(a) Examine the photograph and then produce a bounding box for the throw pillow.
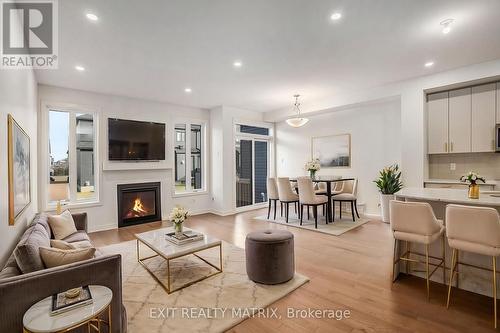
[50,239,76,250]
[39,247,96,268]
[48,210,77,240]
[14,223,51,273]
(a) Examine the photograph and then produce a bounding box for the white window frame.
[172,119,207,196]
[233,119,274,211]
[40,101,101,211]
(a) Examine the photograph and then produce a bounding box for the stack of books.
[51,286,93,315]
[165,230,204,245]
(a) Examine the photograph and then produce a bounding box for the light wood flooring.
[89,208,497,333]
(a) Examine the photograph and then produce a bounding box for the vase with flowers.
[305,158,320,179]
[169,205,189,236]
[460,171,485,199]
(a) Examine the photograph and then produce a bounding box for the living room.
[2,1,500,332]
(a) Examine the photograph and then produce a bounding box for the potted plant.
[374,164,403,223]
[460,171,485,199]
[169,205,189,235]
[305,158,320,179]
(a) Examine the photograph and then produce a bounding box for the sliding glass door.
[235,138,269,208]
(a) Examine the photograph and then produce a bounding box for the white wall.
[276,100,401,215]
[38,85,213,232]
[0,69,38,265]
[265,59,500,190]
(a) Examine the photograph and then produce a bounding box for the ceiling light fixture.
[440,19,454,34]
[184,87,192,93]
[425,61,434,68]
[286,94,309,128]
[86,13,98,21]
[233,61,242,68]
[330,12,342,20]
[75,65,85,71]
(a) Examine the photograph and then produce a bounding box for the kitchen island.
[394,187,500,297]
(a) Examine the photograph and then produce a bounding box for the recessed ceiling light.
[86,13,98,21]
[184,87,192,93]
[425,61,434,68]
[233,61,242,68]
[75,65,85,72]
[330,12,342,20]
[440,19,454,34]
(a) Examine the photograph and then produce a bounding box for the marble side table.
[23,285,112,333]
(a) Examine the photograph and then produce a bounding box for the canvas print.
[8,114,31,225]
[311,134,351,168]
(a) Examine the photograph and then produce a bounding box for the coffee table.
[135,227,222,293]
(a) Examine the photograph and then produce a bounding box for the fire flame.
[132,198,147,214]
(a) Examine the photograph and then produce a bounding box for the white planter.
[379,193,394,223]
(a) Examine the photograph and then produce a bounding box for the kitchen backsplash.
[428,153,500,180]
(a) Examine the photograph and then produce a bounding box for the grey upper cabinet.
[449,87,471,153]
[471,83,496,152]
[427,91,449,154]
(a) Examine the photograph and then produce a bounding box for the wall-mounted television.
[108,118,166,161]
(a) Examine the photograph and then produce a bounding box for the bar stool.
[266,178,279,220]
[445,204,500,328]
[390,200,446,300]
[277,177,299,223]
[297,177,328,229]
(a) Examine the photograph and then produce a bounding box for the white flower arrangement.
[305,158,321,172]
[169,205,189,226]
[460,171,485,185]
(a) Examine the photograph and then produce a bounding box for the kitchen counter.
[397,187,500,206]
[425,178,498,186]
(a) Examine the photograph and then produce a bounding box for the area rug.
[101,240,309,333]
[254,214,371,236]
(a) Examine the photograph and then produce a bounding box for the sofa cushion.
[62,231,91,243]
[0,255,21,279]
[14,223,50,273]
[39,247,96,268]
[31,213,51,238]
[48,210,78,240]
[51,239,93,250]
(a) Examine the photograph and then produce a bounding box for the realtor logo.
[1,0,58,68]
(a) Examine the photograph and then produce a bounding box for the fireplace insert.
[117,182,161,227]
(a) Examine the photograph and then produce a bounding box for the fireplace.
[117,182,161,227]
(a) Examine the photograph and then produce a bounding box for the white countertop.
[396,187,500,206]
[425,179,498,186]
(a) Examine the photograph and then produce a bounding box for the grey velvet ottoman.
[245,230,295,284]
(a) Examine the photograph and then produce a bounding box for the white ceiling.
[36,0,500,112]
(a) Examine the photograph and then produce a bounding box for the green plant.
[374,164,403,194]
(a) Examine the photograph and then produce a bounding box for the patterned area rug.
[101,240,308,333]
[254,214,371,236]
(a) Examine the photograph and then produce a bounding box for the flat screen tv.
[108,118,166,161]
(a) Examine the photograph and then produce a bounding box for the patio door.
[235,139,269,208]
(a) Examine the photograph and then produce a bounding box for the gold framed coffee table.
[135,227,222,293]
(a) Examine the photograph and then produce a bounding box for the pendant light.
[286,94,309,127]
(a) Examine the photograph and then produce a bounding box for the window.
[47,109,98,206]
[174,122,205,194]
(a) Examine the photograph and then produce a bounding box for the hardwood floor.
[89,209,497,333]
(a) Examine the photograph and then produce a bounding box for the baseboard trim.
[88,223,116,233]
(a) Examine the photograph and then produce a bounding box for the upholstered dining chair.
[445,204,500,328]
[390,200,446,300]
[266,178,279,220]
[332,179,359,221]
[277,177,299,223]
[297,177,328,229]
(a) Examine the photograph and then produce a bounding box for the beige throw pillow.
[40,247,96,268]
[48,210,77,240]
[50,239,76,250]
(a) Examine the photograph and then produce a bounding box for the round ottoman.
[245,230,294,284]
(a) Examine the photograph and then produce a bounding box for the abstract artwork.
[8,114,31,225]
[311,134,351,168]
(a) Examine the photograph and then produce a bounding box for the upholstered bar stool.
[266,178,279,220]
[445,204,500,328]
[297,177,328,229]
[277,177,299,223]
[390,200,446,300]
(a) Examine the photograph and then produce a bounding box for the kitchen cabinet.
[448,87,471,153]
[427,92,449,154]
[472,83,496,152]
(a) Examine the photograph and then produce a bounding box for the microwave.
[497,124,500,152]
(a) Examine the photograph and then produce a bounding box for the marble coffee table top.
[23,285,112,333]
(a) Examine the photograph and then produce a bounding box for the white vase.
[379,193,394,223]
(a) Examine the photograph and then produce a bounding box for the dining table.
[289,177,354,223]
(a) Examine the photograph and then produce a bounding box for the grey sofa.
[0,212,127,333]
